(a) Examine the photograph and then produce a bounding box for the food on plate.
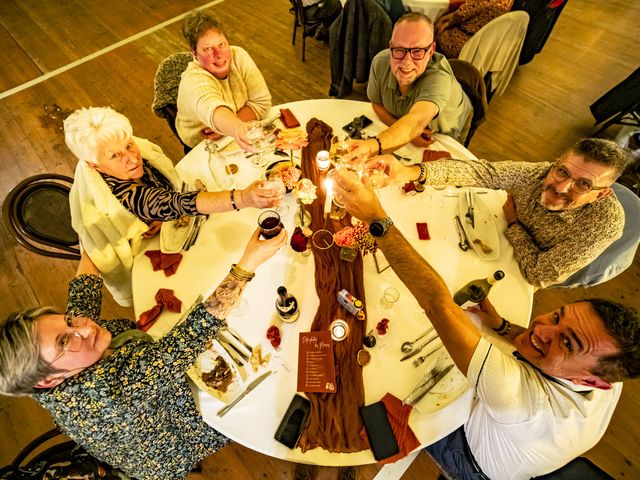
[173,216,191,229]
[201,356,234,393]
[249,344,272,372]
[472,238,493,254]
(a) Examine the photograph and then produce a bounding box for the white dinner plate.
[413,352,468,415]
[160,216,195,254]
[459,189,500,261]
[188,341,245,404]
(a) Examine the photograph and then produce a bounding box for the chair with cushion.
[554,182,640,288]
[2,173,80,260]
[0,427,131,479]
[448,59,488,147]
[151,51,193,153]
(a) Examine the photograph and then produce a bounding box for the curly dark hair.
[569,138,632,180]
[586,298,640,383]
[182,9,224,51]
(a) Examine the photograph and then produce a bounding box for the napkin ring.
[230,263,255,281]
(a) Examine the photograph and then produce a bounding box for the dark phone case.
[342,115,374,136]
[274,394,311,449]
[359,401,400,461]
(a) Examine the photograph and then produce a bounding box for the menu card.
[297,331,337,393]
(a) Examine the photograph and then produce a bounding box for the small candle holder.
[316,150,331,171]
[330,319,350,342]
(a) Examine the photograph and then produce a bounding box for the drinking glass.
[330,134,351,164]
[262,170,289,214]
[258,210,283,239]
[230,298,249,317]
[207,141,235,190]
[246,121,275,167]
[380,287,400,309]
[363,157,391,189]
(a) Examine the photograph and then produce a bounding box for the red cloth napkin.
[416,222,430,240]
[423,150,452,162]
[359,393,421,464]
[137,288,182,332]
[280,108,300,128]
[145,250,183,276]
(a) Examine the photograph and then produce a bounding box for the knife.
[402,364,454,406]
[217,370,272,417]
[400,334,440,361]
[223,326,254,353]
[465,190,475,228]
[217,336,250,363]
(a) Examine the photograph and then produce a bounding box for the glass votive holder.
[316,150,331,171]
[330,319,350,342]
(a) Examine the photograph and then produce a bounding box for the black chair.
[291,0,324,62]
[2,173,80,260]
[151,51,193,153]
[590,67,640,136]
[0,427,131,479]
[449,59,488,147]
[534,457,614,479]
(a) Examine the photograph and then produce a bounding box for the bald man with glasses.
[349,12,472,157]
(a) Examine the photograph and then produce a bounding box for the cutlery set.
[402,364,454,406]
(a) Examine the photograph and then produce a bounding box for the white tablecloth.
[132,99,533,466]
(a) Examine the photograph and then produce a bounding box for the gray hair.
[568,138,632,180]
[0,307,61,396]
[395,11,435,28]
[63,106,133,165]
[182,9,225,51]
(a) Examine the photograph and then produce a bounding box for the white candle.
[316,150,330,170]
[323,179,333,215]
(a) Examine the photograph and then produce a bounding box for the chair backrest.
[534,456,614,480]
[555,182,640,288]
[459,10,529,97]
[0,427,131,479]
[2,173,80,260]
[448,59,488,147]
[151,52,193,144]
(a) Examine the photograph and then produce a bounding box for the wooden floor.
[0,0,639,478]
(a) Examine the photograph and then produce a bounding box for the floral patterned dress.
[34,274,230,480]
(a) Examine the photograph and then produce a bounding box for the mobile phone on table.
[274,394,311,449]
[359,401,399,460]
[342,115,373,138]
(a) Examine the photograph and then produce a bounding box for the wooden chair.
[151,51,193,153]
[0,427,131,479]
[291,0,323,62]
[2,173,80,260]
[449,59,488,148]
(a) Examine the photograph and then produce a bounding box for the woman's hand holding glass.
[236,227,288,273]
[241,180,283,209]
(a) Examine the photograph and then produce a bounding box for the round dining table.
[132,99,533,466]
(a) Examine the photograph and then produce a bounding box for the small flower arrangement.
[292,178,317,204]
[290,226,312,253]
[334,226,356,247]
[279,165,301,190]
[275,127,309,152]
[376,318,390,335]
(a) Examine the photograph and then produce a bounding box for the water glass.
[380,287,400,309]
[262,170,289,214]
[363,158,391,189]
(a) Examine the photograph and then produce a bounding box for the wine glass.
[262,170,289,215]
[363,157,391,189]
[246,121,275,168]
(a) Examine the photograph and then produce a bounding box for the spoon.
[400,327,434,353]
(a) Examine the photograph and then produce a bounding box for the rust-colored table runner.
[297,118,369,453]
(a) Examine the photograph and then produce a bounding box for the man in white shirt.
[332,170,640,480]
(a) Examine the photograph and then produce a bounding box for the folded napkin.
[137,288,182,332]
[280,108,300,128]
[423,149,452,162]
[145,250,183,276]
[360,393,421,464]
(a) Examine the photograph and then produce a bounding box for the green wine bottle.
[453,270,505,306]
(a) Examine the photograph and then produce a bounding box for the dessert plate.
[160,216,195,254]
[189,341,245,404]
[459,189,500,261]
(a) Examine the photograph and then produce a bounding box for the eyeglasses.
[51,315,86,363]
[389,43,434,61]
[550,164,609,194]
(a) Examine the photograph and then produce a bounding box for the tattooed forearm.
[202,273,248,319]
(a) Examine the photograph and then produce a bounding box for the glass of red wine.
[258,210,283,239]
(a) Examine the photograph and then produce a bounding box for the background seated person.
[435,0,513,59]
[349,12,472,157]
[176,9,271,150]
[366,138,630,288]
[65,107,281,306]
[0,230,286,480]
[332,169,640,479]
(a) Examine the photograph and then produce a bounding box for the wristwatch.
[369,217,393,238]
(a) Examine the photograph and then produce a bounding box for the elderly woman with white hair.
[65,106,281,306]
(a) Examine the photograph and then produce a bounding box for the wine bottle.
[453,270,505,306]
[276,286,300,323]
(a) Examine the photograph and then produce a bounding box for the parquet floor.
[0,0,638,478]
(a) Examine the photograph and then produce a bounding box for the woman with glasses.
[0,229,287,480]
[348,12,473,158]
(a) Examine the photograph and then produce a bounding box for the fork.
[412,343,444,367]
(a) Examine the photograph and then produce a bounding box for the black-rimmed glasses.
[550,164,609,194]
[51,315,86,363]
[389,43,434,61]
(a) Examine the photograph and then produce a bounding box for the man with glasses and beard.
[349,12,472,156]
[361,138,631,288]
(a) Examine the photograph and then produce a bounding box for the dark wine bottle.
[453,270,505,306]
[276,286,300,323]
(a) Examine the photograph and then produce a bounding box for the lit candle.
[316,150,330,171]
[323,178,333,215]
